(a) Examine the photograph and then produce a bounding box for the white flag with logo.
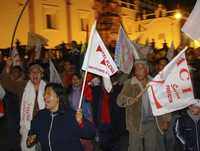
[49,59,63,86]
[182,0,200,41]
[148,47,195,116]
[82,24,118,78]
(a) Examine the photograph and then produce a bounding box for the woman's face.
[72,75,82,87]
[29,68,42,85]
[44,87,59,112]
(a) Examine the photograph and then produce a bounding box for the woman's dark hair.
[45,83,68,109]
[66,72,82,94]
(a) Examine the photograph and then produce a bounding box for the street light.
[174,11,182,20]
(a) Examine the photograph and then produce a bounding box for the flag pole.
[78,70,88,109]
[78,22,96,109]
[10,0,30,55]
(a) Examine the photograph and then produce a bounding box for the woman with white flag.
[20,63,46,151]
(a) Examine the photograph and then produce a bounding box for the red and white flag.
[82,23,118,92]
[182,0,200,41]
[148,47,195,116]
[82,24,118,78]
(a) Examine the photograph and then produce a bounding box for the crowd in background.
[0,39,200,151]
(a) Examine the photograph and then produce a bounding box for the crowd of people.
[0,39,200,151]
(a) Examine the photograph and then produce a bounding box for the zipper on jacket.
[48,113,56,151]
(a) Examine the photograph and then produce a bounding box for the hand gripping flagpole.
[78,21,97,110]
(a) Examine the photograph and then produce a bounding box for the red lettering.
[179,68,190,81]
[171,84,180,99]
[166,85,173,103]
[150,86,162,109]
[105,60,115,73]
[182,87,193,93]
[96,45,102,52]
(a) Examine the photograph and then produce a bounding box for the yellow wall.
[33,0,68,48]
[122,17,181,48]
[0,0,182,49]
[69,0,94,43]
[0,0,29,48]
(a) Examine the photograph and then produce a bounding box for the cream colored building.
[0,0,95,48]
[0,0,185,49]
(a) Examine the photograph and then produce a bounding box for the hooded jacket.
[174,110,200,151]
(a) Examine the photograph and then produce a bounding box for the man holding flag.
[117,59,161,151]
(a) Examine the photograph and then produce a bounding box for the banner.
[148,47,195,116]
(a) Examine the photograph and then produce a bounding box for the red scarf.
[83,73,94,102]
[0,100,5,118]
[100,89,111,124]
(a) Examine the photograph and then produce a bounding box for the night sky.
[162,0,197,12]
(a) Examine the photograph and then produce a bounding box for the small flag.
[82,24,118,78]
[115,25,140,74]
[49,59,63,86]
[166,41,175,60]
[27,32,48,60]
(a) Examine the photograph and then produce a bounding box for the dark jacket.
[29,107,96,151]
[174,111,200,151]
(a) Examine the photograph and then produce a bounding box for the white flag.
[182,0,200,41]
[166,41,175,61]
[27,32,48,47]
[82,24,118,78]
[27,32,48,60]
[148,47,195,116]
[102,77,112,93]
[115,25,140,74]
[49,59,63,86]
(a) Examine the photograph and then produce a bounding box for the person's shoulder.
[66,107,76,116]
[36,109,49,118]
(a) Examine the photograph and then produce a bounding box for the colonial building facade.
[0,0,184,49]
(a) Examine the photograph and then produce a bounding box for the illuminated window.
[42,4,58,30]
[80,18,88,31]
[46,14,57,29]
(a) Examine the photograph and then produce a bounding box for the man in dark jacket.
[174,100,200,151]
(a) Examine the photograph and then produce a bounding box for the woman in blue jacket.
[26,83,96,151]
